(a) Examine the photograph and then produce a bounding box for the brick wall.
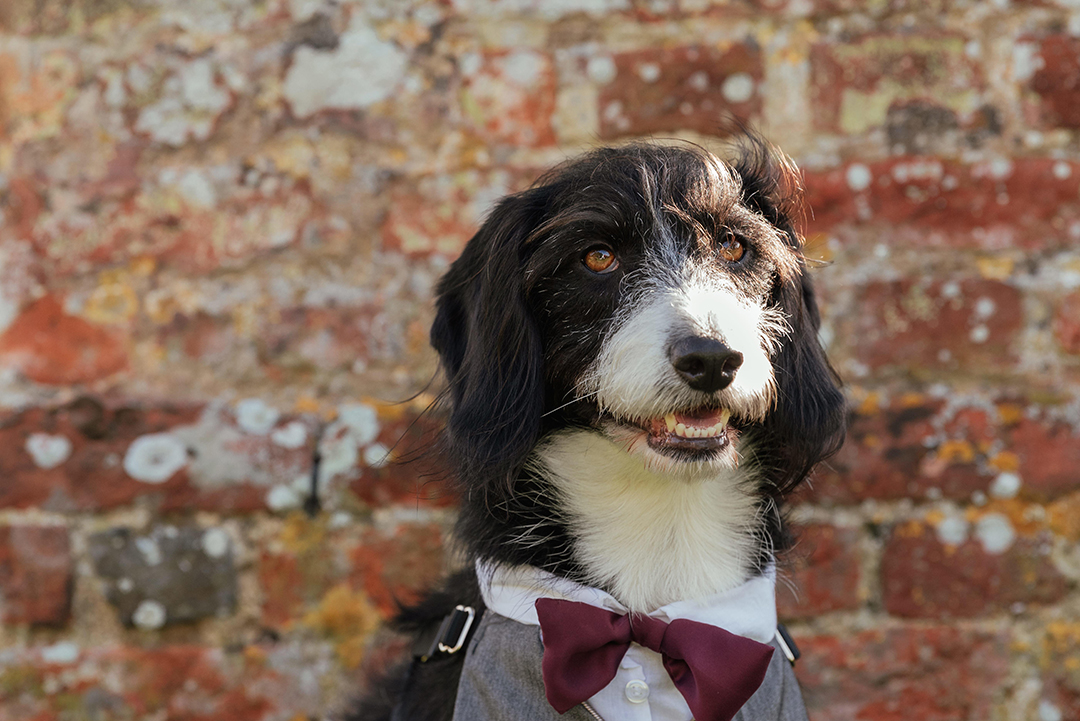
[0,1,1078,720]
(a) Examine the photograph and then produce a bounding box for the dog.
[352,136,846,721]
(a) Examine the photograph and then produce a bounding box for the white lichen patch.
[974,296,996,319]
[271,421,309,449]
[935,514,970,546]
[970,324,990,343]
[135,537,163,566]
[123,433,190,484]
[235,398,280,435]
[170,404,313,493]
[25,433,73,470]
[174,168,218,208]
[1039,700,1063,721]
[449,0,629,20]
[266,483,301,511]
[135,57,235,147]
[317,424,360,484]
[721,73,755,103]
[337,403,380,445]
[266,475,311,511]
[990,472,1022,499]
[283,17,408,118]
[362,442,390,468]
[586,56,616,85]
[975,513,1016,554]
[132,599,167,630]
[846,163,872,192]
[637,62,660,83]
[40,641,80,664]
[200,528,230,558]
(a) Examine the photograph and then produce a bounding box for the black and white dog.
[354,137,846,721]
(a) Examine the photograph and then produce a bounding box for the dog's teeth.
[665,414,676,432]
[675,422,687,436]
[719,409,731,427]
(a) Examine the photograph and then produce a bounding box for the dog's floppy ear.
[431,190,549,498]
[734,137,847,492]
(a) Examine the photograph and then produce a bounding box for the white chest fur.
[530,429,760,612]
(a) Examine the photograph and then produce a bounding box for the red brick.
[598,43,762,139]
[840,279,1023,374]
[0,524,72,626]
[381,169,535,257]
[257,518,445,626]
[257,519,344,629]
[1043,623,1080,721]
[803,158,1080,250]
[796,626,1009,721]
[347,413,454,509]
[0,398,316,513]
[809,34,982,135]
[812,400,937,504]
[777,524,861,619]
[1006,415,1080,501]
[35,174,318,278]
[1054,290,1080,354]
[460,50,556,147]
[1030,35,1080,129]
[810,398,987,504]
[813,396,1080,504]
[0,645,285,721]
[348,522,447,616]
[881,522,1067,618]
[0,295,128,385]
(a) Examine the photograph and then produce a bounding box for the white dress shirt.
[477,561,778,721]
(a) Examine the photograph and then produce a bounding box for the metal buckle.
[437,605,476,655]
[775,624,800,666]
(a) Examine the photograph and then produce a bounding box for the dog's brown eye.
[718,234,744,263]
[583,246,618,274]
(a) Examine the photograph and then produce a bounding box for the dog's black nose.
[669,336,743,392]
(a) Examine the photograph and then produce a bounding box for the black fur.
[348,138,846,721]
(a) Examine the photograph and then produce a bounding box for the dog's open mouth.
[624,407,737,456]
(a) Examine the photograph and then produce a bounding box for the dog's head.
[432,139,844,508]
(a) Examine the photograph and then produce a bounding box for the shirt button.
[625,679,650,703]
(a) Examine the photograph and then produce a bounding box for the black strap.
[392,605,484,721]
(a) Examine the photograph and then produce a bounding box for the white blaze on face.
[581,270,785,426]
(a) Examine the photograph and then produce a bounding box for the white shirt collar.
[477,560,777,645]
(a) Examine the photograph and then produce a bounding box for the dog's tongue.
[674,408,727,428]
[643,408,731,436]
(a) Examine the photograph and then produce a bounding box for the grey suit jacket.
[452,611,809,721]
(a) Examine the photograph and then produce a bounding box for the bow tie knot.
[535,597,773,721]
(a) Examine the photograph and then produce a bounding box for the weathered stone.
[88,525,237,628]
[810,34,983,135]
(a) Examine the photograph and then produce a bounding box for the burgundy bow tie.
[535,597,774,721]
